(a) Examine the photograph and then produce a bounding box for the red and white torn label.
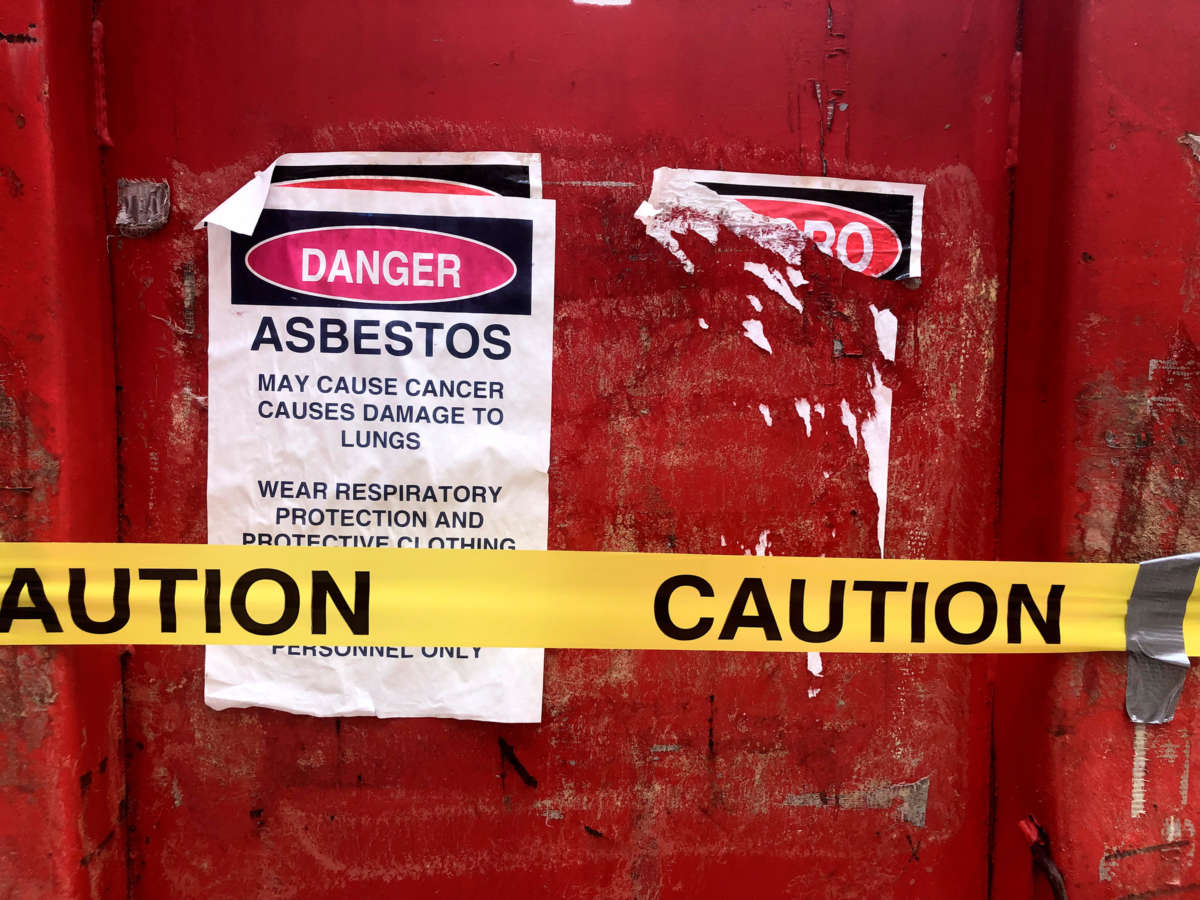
[635,167,923,281]
[636,169,925,559]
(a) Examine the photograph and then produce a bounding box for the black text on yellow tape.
[2,543,1181,654]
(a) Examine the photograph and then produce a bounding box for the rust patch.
[1080,328,1200,561]
[0,646,58,788]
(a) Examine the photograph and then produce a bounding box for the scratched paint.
[869,305,898,363]
[782,777,930,828]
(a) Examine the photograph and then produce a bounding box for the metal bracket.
[115,179,170,237]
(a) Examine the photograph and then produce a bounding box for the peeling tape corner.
[1180,133,1200,164]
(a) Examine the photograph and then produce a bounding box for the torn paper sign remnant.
[204,154,553,722]
[636,168,924,280]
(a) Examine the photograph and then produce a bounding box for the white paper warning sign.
[203,154,554,722]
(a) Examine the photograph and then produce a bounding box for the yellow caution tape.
[1,543,1196,653]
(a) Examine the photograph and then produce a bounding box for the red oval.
[734,197,902,277]
[276,176,498,196]
[245,226,517,305]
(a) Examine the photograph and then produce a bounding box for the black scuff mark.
[906,834,921,863]
[707,694,716,757]
[498,737,538,789]
[2,168,24,198]
[0,25,37,44]
[79,828,114,867]
[584,825,606,839]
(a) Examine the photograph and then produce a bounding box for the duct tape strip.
[1125,552,1200,724]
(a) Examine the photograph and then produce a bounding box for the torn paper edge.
[635,171,810,274]
[637,167,924,278]
[861,365,892,558]
[198,151,544,235]
[869,304,898,363]
[744,262,803,313]
[742,320,773,354]
[839,400,859,447]
[795,398,812,436]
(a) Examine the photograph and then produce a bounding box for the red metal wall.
[1,0,1196,896]
[99,1,1014,896]
[0,2,125,896]
[996,0,1200,896]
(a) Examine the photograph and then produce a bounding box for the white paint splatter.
[807,652,823,698]
[794,398,812,436]
[720,534,727,547]
[744,262,804,313]
[861,366,893,557]
[839,400,858,447]
[758,404,773,426]
[787,267,808,287]
[1164,815,1183,842]
[753,530,771,556]
[869,304,898,362]
[747,294,763,312]
[814,403,825,418]
[742,319,773,353]
[698,317,709,330]
[781,778,930,827]
[822,471,830,479]
[1182,737,1191,806]
[1132,724,1148,818]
